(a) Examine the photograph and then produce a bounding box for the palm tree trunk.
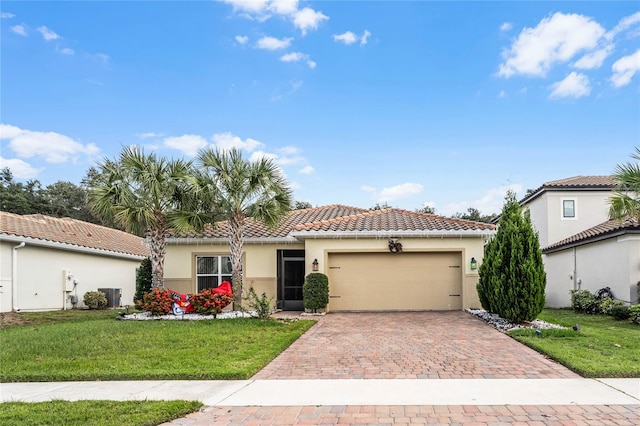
[229,212,244,310]
[148,227,166,289]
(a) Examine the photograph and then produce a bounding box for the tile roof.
[543,218,640,253]
[521,175,615,205]
[0,212,150,257]
[172,205,495,240]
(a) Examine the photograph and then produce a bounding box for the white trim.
[560,198,578,220]
[0,234,147,261]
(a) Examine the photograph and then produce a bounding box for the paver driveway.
[254,311,578,380]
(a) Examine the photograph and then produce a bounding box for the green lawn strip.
[1,309,124,328]
[0,400,202,426]
[509,309,640,378]
[1,318,315,382]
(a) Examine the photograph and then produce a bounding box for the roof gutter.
[12,242,26,312]
[0,234,147,261]
[543,228,640,254]
[289,230,496,240]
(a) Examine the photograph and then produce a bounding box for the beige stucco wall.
[545,236,639,307]
[0,241,141,312]
[165,236,488,311]
[526,191,611,248]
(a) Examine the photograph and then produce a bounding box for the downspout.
[12,242,26,312]
[573,246,578,291]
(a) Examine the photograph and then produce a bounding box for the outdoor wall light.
[312,258,319,272]
[470,257,478,270]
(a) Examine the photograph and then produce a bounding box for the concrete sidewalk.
[2,378,638,406]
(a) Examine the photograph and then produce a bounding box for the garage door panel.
[328,252,462,311]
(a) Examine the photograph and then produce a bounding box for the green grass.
[509,309,640,378]
[0,400,202,426]
[0,312,315,382]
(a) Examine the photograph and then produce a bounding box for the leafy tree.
[416,204,436,214]
[0,168,49,214]
[609,146,640,221]
[452,207,496,223]
[44,180,98,223]
[294,200,313,210]
[370,202,392,210]
[88,146,212,289]
[196,147,292,309]
[477,191,546,322]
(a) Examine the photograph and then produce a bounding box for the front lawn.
[0,400,202,426]
[509,309,640,378]
[0,311,315,382]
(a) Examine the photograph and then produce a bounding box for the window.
[562,199,575,218]
[196,255,232,292]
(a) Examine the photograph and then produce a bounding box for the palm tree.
[197,147,292,308]
[609,147,640,221]
[88,146,213,288]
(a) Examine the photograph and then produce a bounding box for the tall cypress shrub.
[134,258,153,306]
[477,191,546,322]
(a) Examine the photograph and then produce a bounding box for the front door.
[278,250,305,311]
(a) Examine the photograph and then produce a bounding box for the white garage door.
[327,252,463,311]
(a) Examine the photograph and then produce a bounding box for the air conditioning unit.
[97,288,122,308]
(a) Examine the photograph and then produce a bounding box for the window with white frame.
[562,199,576,218]
[196,255,232,292]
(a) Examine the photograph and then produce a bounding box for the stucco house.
[0,212,149,312]
[521,176,638,307]
[164,205,496,312]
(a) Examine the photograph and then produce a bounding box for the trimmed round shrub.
[83,291,108,310]
[599,297,625,316]
[611,305,631,321]
[190,288,233,315]
[630,305,640,325]
[303,273,329,313]
[137,288,173,315]
[571,290,600,314]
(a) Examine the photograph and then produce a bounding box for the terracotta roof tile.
[543,218,640,252]
[174,205,495,239]
[521,175,615,205]
[0,212,150,257]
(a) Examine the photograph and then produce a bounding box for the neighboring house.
[521,176,638,307]
[0,212,149,312]
[164,205,496,312]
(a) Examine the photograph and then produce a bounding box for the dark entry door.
[279,253,305,311]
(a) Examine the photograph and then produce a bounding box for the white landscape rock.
[120,310,257,321]
[466,308,566,332]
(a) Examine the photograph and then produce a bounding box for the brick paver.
[167,404,640,425]
[254,312,578,379]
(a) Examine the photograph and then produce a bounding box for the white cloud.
[0,124,100,164]
[549,72,591,99]
[95,53,110,63]
[59,47,74,55]
[279,146,300,155]
[306,59,316,69]
[10,24,27,36]
[610,49,640,88]
[163,134,208,157]
[249,150,278,163]
[441,184,523,217]
[37,26,61,41]
[257,36,292,50]
[573,45,613,69]
[299,165,314,174]
[361,185,376,193]
[137,132,163,139]
[607,11,640,40]
[333,31,357,45]
[212,132,264,152]
[0,157,41,179]
[498,12,605,77]
[376,183,424,202]
[280,52,306,62]
[499,90,507,98]
[1,12,15,19]
[360,30,371,46]
[223,0,270,14]
[269,0,299,15]
[235,35,249,44]
[292,7,328,35]
[500,22,513,32]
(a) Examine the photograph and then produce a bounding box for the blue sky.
[1,1,639,216]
